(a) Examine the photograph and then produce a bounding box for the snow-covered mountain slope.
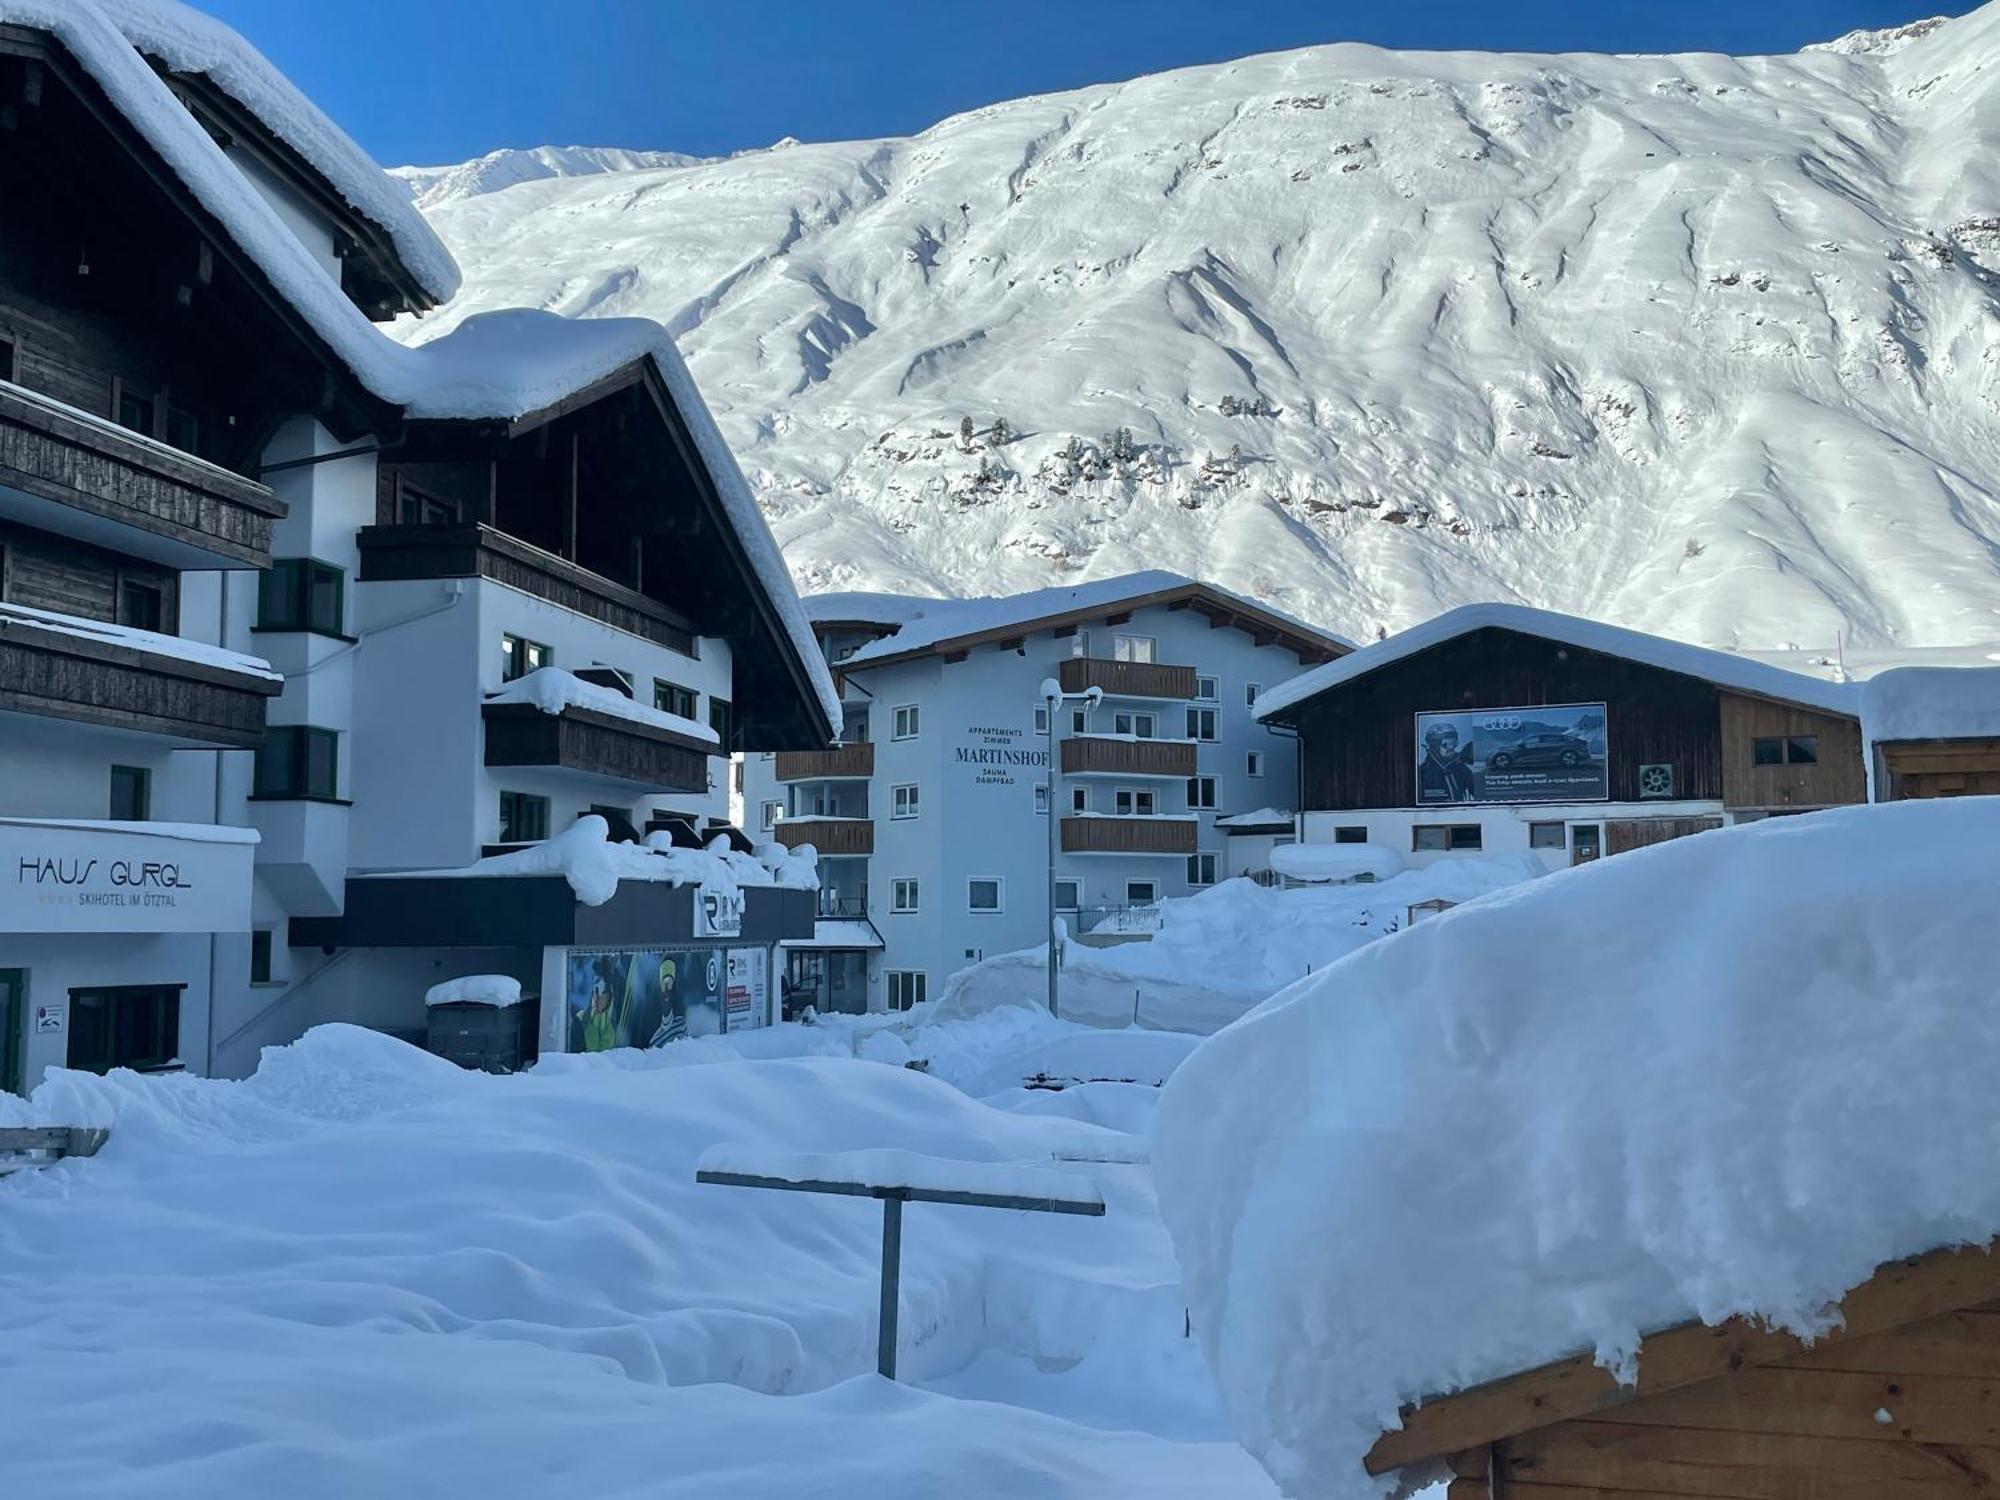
[390,145,711,210]
[393,8,2000,650]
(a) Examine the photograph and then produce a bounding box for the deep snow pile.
[1152,800,2000,1498]
[1,1012,1272,1498]
[1860,663,2000,743]
[937,858,1544,1032]
[441,814,817,905]
[400,6,2000,651]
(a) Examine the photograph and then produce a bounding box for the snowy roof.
[423,974,524,1009]
[1860,666,2000,744]
[780,919,885,951]
[3,2,837,734]
[92,0,460,304]
[486,666,718,745]
[412,817,819,907]
[1214,807,1292,830]
[1268,842,1402,883]
[823,572,1351,670]
[1255,603,1862,721]
[0,600,279,681]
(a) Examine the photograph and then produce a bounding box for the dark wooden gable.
[1283,627,1728,811]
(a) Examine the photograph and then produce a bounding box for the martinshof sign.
[955,726,1050,788]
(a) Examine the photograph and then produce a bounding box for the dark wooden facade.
[772,818,875,856]
[775,742,875,781]
[1274,628,1864,814]
[1061,735,1198,778]
[481,702,711,792]
[1604,816,1725,857]
[1061,816,1198,855]
[0,608,277,746]
[1059,656,1198,701]
[0,518,178,632]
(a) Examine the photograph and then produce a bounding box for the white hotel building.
[741,574,1349,1014]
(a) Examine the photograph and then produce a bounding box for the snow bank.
[1268,842,1402,883]
[1152,801,2000,1499]
[485,665,719,743]
[1860,664,2000,743]
[423,974,524,1009]
[436,815,816,906]
[938,860,1544,1033]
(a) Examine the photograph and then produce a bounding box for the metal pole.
[1047,702,1059,1018]
[878,1192,904,1378]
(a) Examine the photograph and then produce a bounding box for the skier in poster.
[580,959,637,1052]
[1419,722,1477,803]
[647,955,687,1048]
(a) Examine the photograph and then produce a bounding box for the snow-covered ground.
[0,1009,1275,1498]
[937,857,1545,1032]
[394,7,2000,654]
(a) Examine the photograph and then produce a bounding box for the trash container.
[424,975,539,1073]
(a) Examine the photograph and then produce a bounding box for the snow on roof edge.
[1254,603,1862,721]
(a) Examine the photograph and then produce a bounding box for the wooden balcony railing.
[1058,656,1197,700]
[482,702,712,792]
[1060,816,1198,855]
[775,741,875,781]
[1060,736,1197,778]
[773,818,874,856]
[0,379,283,568]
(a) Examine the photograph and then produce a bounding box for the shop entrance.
[1,970,22,1095]
[784,950,869,1018]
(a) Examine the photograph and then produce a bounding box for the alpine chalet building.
[0,1,835,1090]
[742,573,1349,1013]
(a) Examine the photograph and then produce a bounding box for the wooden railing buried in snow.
[0,1126,109,1176]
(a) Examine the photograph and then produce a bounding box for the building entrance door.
[1,970,23,1095]
[1571,825,1602,866]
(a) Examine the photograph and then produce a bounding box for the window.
[1195,674,1219,702]
[1070,786,1088,813]
[1187,852,1219,886]
[257,559,344,636]
[760,799,783,831]
[891,878,920,914]
[1126,879,1158,905]
[249,929,274,985]
[1112,634,1155,663]
[1054,878,1081,911]
[654,680,698,719]
[1247,750,1265,777]
[709,696,734,749]
[1034,705,1049,734]
[116,387,153,435]
[395,480,464,527]
[1245,682,1263,708]
[1334,826,1368,844]
[892,704,920,740]
[254,727,339,801]
[1069,631,1089,658]
[1529,821,1568,850]
[119,579,164,632]
[1752,735,1818,766]
[1186,707,1218,741]
[1113,710,1156,738]
[887,971,928,1011]
[968,878,1004,913]
[1413,824,1483,852]
[892,783,921,819]
[1071,708,1088,734]
[501,633,551,683]
[67,984,182,1074]
[162,403,198,454]
[109,765,150,822]
[1187,775,1217,810]
[498,790,550,844]
[1034,784,1049,815]
[0,333,15,381]
[1114,787,1157,816]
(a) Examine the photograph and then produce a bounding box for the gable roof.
[1255,602,1861,722]
[820,571,1352,672]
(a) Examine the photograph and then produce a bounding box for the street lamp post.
[1040,678,1102,1019]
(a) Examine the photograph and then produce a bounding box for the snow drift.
[1152,799,2000,1498]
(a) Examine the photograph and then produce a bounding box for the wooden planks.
[1583,1369,2000,1448]
[1366,1243,2000,1474]
[1718,692,1867,811]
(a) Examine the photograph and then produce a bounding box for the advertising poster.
[566,946,725,1053]
[1414,703,1609,805]
[725,948,769,1031]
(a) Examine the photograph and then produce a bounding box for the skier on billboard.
[1419,721,1477,803]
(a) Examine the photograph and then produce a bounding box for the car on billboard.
[1486,731,1593,771]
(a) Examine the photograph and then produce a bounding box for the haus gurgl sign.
[0,819,255,934]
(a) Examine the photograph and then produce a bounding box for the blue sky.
[201,0,1969,166]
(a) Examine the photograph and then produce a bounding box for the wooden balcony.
[1060,735,1197,778]
[0,379,283,569]
[775,741,875,781]
[1058,656,1197,700]
[1060,816,1198,855]
[357,523,696,654]
[482,701,711,791]
[0,605,278,747]
[772,818,874,856]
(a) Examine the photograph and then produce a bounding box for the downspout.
[204,570,231,1076]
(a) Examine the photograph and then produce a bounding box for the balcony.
[1061,735,1197,779]
[775,741,875,781]
[1058,656,1197,701]
[0,379,283,569]
[482,702,712,792]
[815,893,869,919]
[1060,815,1198,856]
[773,818,874,856]
[0,602,278,748]
[357,523,696,654]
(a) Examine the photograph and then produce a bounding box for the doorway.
[1571,825,1602,866]
[1,970,23,1095]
